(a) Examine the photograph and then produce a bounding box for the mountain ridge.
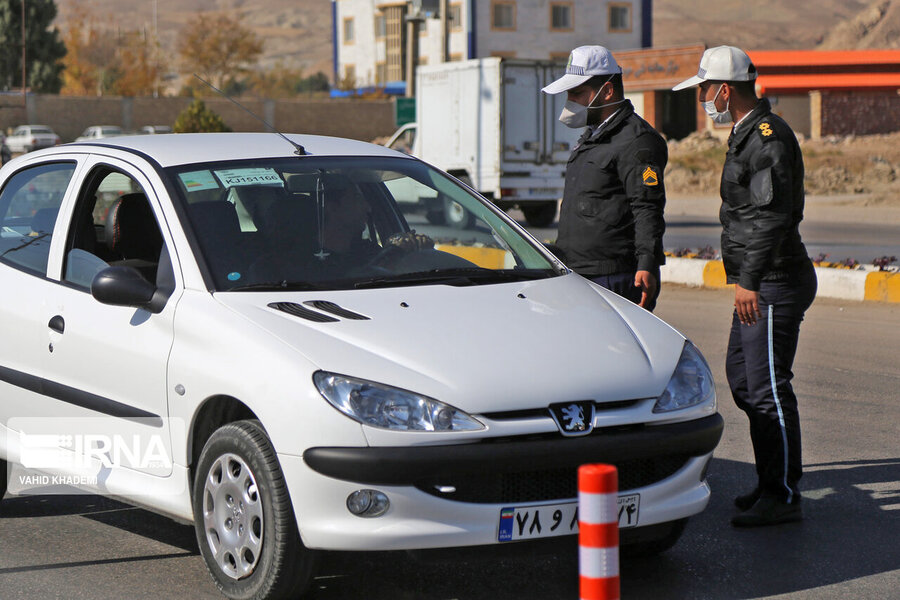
[52,0,900,86]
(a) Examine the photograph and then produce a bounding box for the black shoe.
[734,488,761,512]
[731,495,802,528]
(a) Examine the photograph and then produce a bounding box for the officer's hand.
[734,285,761,325]
[634,270,657,309]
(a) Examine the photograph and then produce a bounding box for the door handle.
[48,315,65,334]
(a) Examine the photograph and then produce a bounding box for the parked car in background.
[0,132,722,600]
[140,125,172,134]
[5,125,61,154]
[0,133,10,165]
[75,126,125,142]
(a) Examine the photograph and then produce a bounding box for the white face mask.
[702,84,732,124]
[558,78,626,129]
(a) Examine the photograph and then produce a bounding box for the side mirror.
[91,266,164,313]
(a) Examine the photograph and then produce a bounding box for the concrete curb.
[661,257,900,303]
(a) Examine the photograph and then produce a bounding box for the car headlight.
[652,341,716,413]
[313,372,485,432]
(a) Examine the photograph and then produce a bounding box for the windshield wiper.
[353,268,555,289]
[228,280,323,291]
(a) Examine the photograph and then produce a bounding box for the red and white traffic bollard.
[578,464,619,600]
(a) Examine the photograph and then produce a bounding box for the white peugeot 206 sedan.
[0,132,723,599]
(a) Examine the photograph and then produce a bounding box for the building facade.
[332,0,653,90]
[614,46,900,140]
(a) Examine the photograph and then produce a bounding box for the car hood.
[213,274,686,414]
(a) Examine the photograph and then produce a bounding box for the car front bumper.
[285,414,723,551]
[303,413,723,485]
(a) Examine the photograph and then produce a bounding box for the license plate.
[498,494,640,542]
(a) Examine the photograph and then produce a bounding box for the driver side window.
[63,168,171,290]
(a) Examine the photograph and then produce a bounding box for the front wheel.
[194,420,315,600]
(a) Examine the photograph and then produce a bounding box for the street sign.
[395,97,415,126]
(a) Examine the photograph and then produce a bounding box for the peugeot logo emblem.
[549,401,595,437]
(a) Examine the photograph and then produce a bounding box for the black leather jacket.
[720,98,810,291]
[557,101,667,276]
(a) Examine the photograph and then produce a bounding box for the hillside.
[52,0,899,87]
[654,0,872,49]
[53,0,334,80]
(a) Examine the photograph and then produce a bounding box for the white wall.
[336,0,646,87]
[474,0,643,59]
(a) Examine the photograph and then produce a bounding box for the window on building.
[491,1,515,30]
[550,3,573,31]
[450,53,463,62]
[343,17,355,44]
[609,3,632,33]
[376,63,386,84]
[374,14,386,38]
[449,4,462,30]
[343,65,356,88]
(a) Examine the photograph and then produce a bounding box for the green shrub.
[173,100,232,133]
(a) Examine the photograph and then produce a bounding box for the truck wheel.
[443,198,474,229]
[425,209,446,225]
[522,202,558,228]
[445,174,475,229]
[194,420,315,600]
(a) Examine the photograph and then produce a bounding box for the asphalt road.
[664,214,900,264]
[2,286,899,599]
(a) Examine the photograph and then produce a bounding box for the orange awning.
[748,50,900,68]
[756,72,900,94]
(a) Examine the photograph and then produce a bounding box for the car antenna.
[192,74,307,156]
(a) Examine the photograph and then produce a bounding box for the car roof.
[59,132,407,168]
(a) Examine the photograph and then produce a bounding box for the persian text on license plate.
[497,494,640,542]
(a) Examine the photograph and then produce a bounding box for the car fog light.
[347,489,390,518]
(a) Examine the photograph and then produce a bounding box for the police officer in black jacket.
[542,46,667,311]
[674,46,817,527]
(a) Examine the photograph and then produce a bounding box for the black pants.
[725,261,817,503]
[588,267,661,312]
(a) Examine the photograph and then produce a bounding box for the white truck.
[386,57,577,228]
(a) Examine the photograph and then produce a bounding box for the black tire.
[443,197,474,229]
[193,420,315,600]
[620,518,688,558]
[522,202,558,228]
[445,174,475,229]
[425,209,446,225]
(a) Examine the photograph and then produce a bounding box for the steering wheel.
[364,243,406,270]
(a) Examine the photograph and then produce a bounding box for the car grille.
[414,454,692,504]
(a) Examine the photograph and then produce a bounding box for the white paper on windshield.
[214,168,284,188]
[179,170,220,192]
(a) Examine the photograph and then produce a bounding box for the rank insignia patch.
[759,123,773,137]
[642,166,659,186]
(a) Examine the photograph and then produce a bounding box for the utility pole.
[439,0,448,63]
[153,0,159,97]
[21,0,26,104]
[404,8,424,98]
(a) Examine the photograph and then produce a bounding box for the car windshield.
[167,156,563,291]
